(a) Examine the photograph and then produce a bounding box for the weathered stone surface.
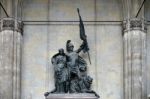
[123,18,147,99]
[0,18,23,99]
[1,1,150,99]
[46,94,98,99]
[0,18,23,33]
[147,25,150,96]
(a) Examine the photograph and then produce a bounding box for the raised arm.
[76,41,85,53]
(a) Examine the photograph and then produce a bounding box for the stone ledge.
[46,93,98,99]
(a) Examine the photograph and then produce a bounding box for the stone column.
[0,18,23,99]
[123,18,147,99]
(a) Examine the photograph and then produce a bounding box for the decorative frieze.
[2,19,15,30]
[0,18,23,34]
[123,18,147,33]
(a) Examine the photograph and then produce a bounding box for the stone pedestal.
[46,94,98,99]
[0,18,23,99]
[123,18,147,99]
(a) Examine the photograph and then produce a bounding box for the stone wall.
[21,0,123,99]
[0,0,150,99]
[145,0,150,96]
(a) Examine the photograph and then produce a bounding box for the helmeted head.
[66,40,74,52]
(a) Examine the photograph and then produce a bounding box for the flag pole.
[77,8,92,65]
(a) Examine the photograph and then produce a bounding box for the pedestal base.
[46,93,98,99]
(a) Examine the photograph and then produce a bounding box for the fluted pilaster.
[0,18,23,99]
[123,18,147,99]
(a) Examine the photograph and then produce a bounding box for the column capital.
[0,18,23,35]
[123,18,147,33]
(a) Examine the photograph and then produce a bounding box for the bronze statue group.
[44,40,99,98]
[44,8,99,98]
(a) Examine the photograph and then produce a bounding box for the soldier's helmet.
[66,40,74,52]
